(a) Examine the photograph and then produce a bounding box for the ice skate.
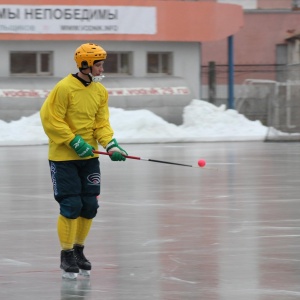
[74,244,91,277]
[60,249,79,279]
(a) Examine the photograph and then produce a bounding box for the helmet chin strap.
[79,68,105,82]
[89,73,105,82]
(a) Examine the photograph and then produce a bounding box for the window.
[293,0,300,9]
[10,51,53,75]
[104,52,131,74]
[147,52,172,75]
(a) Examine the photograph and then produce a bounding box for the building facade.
[0,0,242,124]
[200,0,300,133]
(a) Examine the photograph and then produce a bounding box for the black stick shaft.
[148,159,193,167]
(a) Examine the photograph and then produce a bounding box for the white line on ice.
[142,239,176,246]
[208,163,240,165]
[162,276,197,284]
[0,259,31,266]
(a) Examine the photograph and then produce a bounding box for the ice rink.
[1,142,300,300]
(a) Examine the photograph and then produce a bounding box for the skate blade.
[62,271,78,280]
[79,269,90,277]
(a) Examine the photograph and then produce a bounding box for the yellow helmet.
[74,43,107,69]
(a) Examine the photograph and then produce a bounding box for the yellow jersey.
[40,74,114,161]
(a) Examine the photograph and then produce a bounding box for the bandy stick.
[92,150,209,169]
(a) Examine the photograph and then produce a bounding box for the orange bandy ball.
[198,159,206,168]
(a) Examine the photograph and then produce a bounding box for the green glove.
[70,135,94,158]
[106,138,128,161]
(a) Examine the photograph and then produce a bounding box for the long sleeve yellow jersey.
[40,74,114,161]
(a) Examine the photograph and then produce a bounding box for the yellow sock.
[74,217,93,246]
[57,215,78,250]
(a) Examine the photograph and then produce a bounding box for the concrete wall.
[0,76,193,125]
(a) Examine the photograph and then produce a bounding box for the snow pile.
[0,99,270,146]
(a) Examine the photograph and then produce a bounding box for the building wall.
[0,1,243,123]
[201,10,300,106]
[202,12,300,79]
[0,40,200,124]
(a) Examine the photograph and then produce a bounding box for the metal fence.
[201,63,300,141]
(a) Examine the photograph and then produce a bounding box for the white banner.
[0,87,190,98]
[0,5,156,34]
[108,87,190,96]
